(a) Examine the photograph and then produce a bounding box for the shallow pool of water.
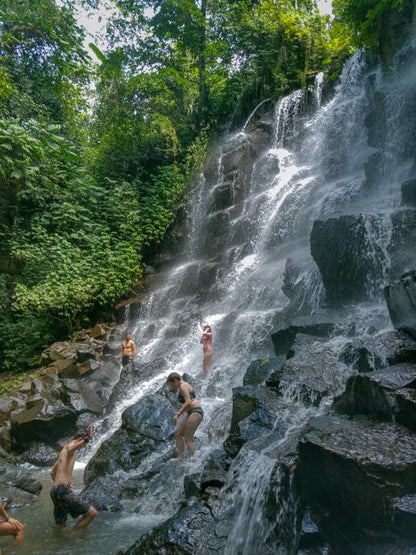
[1,468,156,555]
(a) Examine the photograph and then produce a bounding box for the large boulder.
[338,330,416,372]
[243,357,285,386]
[84,394,175,484]
[271,322,339,356]
[310,214,387,303]
[296,415,416,538]
[0,459,42,497]
[282,256,325,314]
[223,386,284,457]
[10,398,77,451]
[122,394,175,441]
[272,335,352,405]
[121,502,216,555]
[61,378,104,415]
[334,364,416,431]
[389,210,416,279]
[401,179,416,207]
[385,270,416,338]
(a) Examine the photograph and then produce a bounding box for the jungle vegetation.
[0,0,411,370]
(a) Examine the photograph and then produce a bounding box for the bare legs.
[203,349,213,376]
[171,413,203,461]
[0,520,25,545]
[55,506,98,533]
[73,507,98,530]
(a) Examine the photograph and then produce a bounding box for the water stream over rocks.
[3,40,416,554]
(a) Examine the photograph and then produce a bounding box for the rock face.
[296,415,416,540]
[334,364,416,430]
[385,271,416,338]
[0,458,43,507]
[389,210,416,279]
[402,179,416,206]
[84,394,175,484]
[223,386,284,457]
[122,502,216,555]
[1,327,121,460]
[310,215,387,303]
[243,357,285,386]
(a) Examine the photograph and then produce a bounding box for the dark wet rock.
[389,210,416,279]
[121,502,216,555]
[273,336,351,405]
[128,463,187,517]
[243,356,285,386]
[184,473,201,499]
[0,426,11,452]
[19,442,57,467]
[210,181,235,211]
[0,396,25,427]
[62,379,104,415]
[85,394,175,483]
[298,510,325,550]
[200,449,231,491]
[10,399,77,451]
[84,428,165,484]
[224,386,283,457]
[297,415,416,537]
[401,179,416,206]
[338,331,416,371]
[251,150,280,193]
[334,364,416,431]
[310,214,386,303]
[80,475,123,512]
[122,394,175,441]
[0,460,42,496]
[282,256,324,314]
[385,271,416,338]
[392,495,416,539]
[339,342,384,372]
[271,321,345,357]
[109,358,165,408]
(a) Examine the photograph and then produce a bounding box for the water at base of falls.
[6,42,416,554]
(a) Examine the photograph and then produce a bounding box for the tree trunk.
[197,0,208,127]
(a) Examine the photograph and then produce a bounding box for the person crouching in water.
[167,372,203,462]
[50,424,98,530]
[0,502,24,545]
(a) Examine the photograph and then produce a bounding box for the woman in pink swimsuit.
[200,325,213,375]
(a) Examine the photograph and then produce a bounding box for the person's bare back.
[50,425,98,530]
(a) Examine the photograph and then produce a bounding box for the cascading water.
[9,39,416,554]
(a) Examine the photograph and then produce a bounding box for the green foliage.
[0,0,368,372]
[333,0,409,48]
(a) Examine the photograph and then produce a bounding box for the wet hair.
[167,372,181,383]
[203,325,211,332]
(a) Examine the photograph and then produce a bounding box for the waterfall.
[77,42,416,554]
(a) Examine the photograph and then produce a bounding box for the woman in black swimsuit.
[167,372,203,462]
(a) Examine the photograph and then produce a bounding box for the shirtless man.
[0,502,24,545]
[121,332,137,366]
[50,425,97,530]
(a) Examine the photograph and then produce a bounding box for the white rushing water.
[85,50,413,552]
[9,42,416,554]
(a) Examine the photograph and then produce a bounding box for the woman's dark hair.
[167,372,181,383]
[203,325,211,332]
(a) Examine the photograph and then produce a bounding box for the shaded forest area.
[0,0,408,371]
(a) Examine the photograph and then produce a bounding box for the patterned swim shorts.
[50,484,90,524]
